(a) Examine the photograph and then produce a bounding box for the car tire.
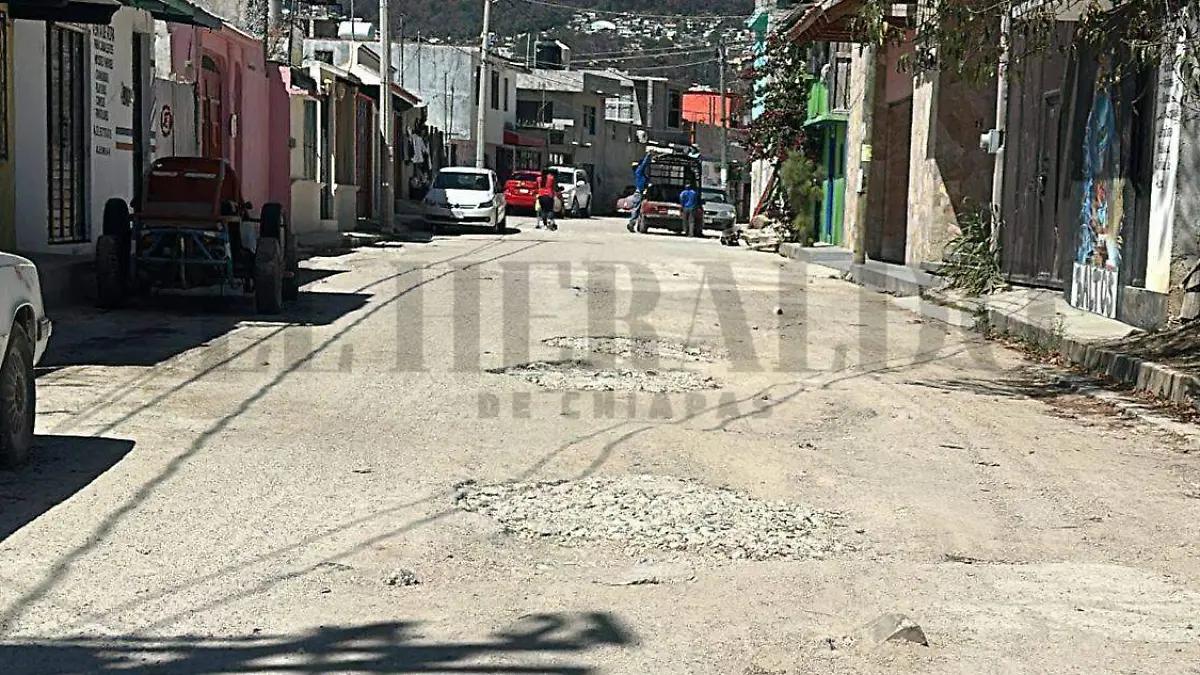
[582,199,591,219]
[570,199,581,218]
[255,237,283,315]
[0,322,36,469]
[95,234,126,309]
[495,211,506,234]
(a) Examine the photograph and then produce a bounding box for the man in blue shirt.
[679,183,701,237]
[627,152,652,232]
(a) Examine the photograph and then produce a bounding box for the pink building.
[163,20,290,216]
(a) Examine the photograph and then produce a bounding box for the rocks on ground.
[488,359,718,393]
[543,335,725,363]
[456,474,849,561]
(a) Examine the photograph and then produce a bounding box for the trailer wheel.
[260,202,284,240]
[255,237,283,315]
[95,235,126,309]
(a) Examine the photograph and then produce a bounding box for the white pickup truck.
[0,252,52,468]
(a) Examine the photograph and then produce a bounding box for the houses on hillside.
[772,0,1200,331]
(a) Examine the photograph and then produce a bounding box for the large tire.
[582,199,592,219]
[260,202,284,240]
[569,198,581,219]
[95,235,125,309]
[102,198,131,238]
[495,210,506,235]
[0,322,36,469]
[255,237,283,315]
[282,229,300,302]
[635,214,648,234]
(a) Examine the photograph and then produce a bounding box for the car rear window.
[435,172,491,191]
[510,172,540,182]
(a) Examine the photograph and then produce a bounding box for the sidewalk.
[778,244,1200,408]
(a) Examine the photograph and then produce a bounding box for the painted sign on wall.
[1071,58,1125,318]
[92,23,115,156]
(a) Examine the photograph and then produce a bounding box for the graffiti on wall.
[1072,59,1124,318]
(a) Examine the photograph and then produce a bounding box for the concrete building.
[515,68,642,212]
[11,4,156,256]
[389,42,520,173]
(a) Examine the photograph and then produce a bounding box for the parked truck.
[1,253,52,467]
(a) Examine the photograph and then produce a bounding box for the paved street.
[3,216,1200,674]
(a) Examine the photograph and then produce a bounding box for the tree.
[740,37,815,163]
[779,151,824,242]
[855,0,1200,93]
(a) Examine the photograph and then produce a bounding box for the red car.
[504,171,542,211]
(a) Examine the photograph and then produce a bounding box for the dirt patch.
[455,475,852,561]
[488,359,718,393]
[543,335,725,363]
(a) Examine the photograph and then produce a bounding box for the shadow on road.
[38,275,371,370]
[0,613,633,675]
[0,435,135,542]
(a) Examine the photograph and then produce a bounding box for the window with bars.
[583,105,596,136]
[302,99,318,179]
[667,90,682,129]
[47,24,88,245]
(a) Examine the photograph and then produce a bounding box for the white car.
[702,189,737,230]
[1,252,52,468]
[423,167,507,234]
[547,166,593,218]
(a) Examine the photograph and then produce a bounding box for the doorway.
[200,55,223,159]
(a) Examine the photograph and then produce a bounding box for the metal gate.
[355,94,373,218]
[1000,24,1073,286]
[879,96,912,264]
[46,24,88,244]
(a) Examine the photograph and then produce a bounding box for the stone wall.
[906,70,996,266]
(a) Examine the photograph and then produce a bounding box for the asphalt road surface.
[2,216,1199,674]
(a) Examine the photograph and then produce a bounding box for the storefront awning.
[8,0,122,24]
[784,0,913,43]
[120,0,223,28]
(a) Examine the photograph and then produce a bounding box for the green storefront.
[804,77,847,246]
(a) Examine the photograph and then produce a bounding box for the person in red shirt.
[536,169,557,229]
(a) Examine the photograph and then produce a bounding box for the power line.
[509,0,752,21]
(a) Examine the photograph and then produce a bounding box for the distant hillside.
[338,0,757,87]
[342,0,755,39]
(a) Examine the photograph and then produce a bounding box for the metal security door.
[46,24,88,244]
[355,95,373,218]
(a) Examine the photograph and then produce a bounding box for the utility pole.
[474,0,492,168]
[852,43,877,266]
[379,0,395,231]
[718,39,729,199]
[990,6,1011,250]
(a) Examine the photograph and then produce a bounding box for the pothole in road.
[488,359,718,393]
[456,475,851,561]
[543,335,725,364]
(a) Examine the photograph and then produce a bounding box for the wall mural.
[1071,58,1124,319]
[1077,59,1125,273]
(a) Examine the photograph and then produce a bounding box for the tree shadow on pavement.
[0,613,633,675]
[903,373,1078,400]
[0,435,135,542]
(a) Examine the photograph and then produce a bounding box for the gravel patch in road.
[488,359,718,393]
[456,475,848,561]
[543,335,725,363]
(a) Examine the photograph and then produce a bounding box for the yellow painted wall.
[0,3,12,251]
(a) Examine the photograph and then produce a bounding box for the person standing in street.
[627,152,652,232]
[536,169,557,230]
[679,182,701,237]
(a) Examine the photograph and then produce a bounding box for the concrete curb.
[938,292,1200,408]
[983,305,1200,406]
[776,244,1200,409]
